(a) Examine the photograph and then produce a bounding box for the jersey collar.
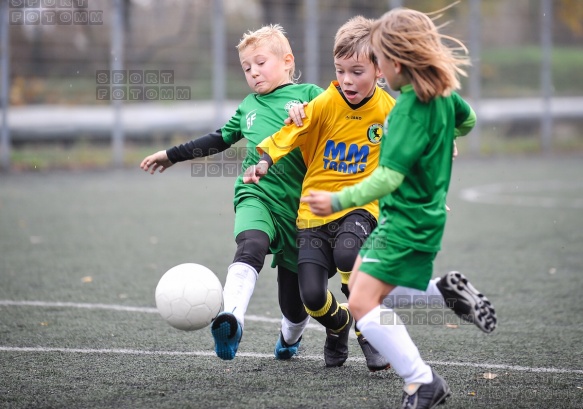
[400,84,414,93]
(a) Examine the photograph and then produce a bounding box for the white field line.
[459,180,583,209]
[0,346,582,375]
[0,299,324,331]
[1,300,582,375]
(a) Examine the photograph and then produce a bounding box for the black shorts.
[296,209,377,275]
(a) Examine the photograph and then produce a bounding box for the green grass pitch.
[1,157,582,408]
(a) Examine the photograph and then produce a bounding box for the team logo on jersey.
[367,123,383,144]
[246,109,258,130]
[284,100,303,113]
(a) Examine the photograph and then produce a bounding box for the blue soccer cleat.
[274,331,301,360]
[211,312,242,360]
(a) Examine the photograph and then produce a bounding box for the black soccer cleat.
[357,334,391,372]
[401,369,451,409]
[324,305,353,367]
[436,271,497,333]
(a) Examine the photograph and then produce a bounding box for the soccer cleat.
[274,332,301,360]
[357,334,391,372]
[211,312,242,360]
[324,305,353,367]
[436,271,497,334]
[401,369,451,409]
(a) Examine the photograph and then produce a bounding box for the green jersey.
[221,83,324,221]
[379,84,472,252]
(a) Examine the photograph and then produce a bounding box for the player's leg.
[211,229,269,360]
[332,211,389,371]
[352,274,449,408]
[351,235,450,408]
[275,266,309,359]
[386,273,497,333]
[211,198,274,360]
[332,210,376,298]
[298,261,352,367]
[269,210,313,360]
[296,227,345,333]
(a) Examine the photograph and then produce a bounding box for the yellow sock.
[339,270,350,285]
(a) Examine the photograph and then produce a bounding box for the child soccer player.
[244,16,396,371]
[302,7,496,408]
[140,25,323,360]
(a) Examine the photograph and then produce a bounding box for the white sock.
[383,277,443,308]
[222,262,258,329]
[281,315,310,345]
[357,305,433,385]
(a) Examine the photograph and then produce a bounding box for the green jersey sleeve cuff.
[455,107,476,137]
[331,194,343,213]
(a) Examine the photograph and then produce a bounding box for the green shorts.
[234,197,299,273]
[359,224,436,290]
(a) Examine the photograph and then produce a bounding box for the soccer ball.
[155,263,223,331]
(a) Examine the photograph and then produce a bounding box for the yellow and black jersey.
[258,81,396,229]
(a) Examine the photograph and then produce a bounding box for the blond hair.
[237,24,296,83]
[371,7,470,102]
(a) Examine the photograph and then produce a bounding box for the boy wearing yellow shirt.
[244,16,395,370]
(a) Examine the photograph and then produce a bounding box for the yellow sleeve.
[257,104,315,164]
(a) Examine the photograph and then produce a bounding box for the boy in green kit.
[141,24,323,360]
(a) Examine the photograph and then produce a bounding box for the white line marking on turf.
[0,300,159,313]
[0,300,325,331]
[3,300,582,375]
[0,346,582,375]
[460,180,583,208]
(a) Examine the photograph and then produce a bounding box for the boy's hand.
[140,150,173,174]
[283,102,308,127]
[243,160,269,184]
[301,190,333,216]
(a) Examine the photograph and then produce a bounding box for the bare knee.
[348,298,375,321]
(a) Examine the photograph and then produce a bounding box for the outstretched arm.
[301,166,405,216]
[140,130,231,174]
[140,150,174,174]
[244,101,314,184]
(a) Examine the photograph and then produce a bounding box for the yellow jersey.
[258,81,396,229]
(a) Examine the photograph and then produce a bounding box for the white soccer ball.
[155,263,223,331]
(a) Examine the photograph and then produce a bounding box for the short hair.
[333,16,377,66]
[237,24,296,82]
[371,7,470,102]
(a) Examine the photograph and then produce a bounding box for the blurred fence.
[1,0,583,169]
